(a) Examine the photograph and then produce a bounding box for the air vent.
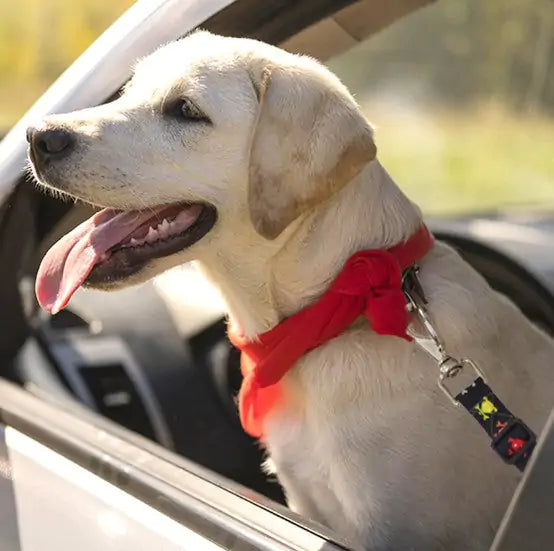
[78,363,156,440]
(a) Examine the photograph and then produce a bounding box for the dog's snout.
[27,125,74,162]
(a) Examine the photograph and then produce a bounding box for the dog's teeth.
[158,219,170,236]
[146,227,158,242]
[130,238,140,246]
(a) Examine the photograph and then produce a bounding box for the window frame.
[0,379,350,550]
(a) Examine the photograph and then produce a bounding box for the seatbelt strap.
[403,266,536,471]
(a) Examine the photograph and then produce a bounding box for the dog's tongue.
[36,207,166,314]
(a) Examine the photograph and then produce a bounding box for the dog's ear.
[248,64,376,239]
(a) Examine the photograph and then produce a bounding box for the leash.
[403,266,536,472]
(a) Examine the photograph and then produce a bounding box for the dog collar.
[229,225,434,438]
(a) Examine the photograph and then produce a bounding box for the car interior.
[0,0,553,521]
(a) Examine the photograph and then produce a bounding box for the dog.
[27,31,554,550]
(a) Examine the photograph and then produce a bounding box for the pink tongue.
[36,207,168,314]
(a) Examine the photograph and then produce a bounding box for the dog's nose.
[27,126,74,161]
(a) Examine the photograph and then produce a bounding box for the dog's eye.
[166,98,210,123]
[179,98,204,120]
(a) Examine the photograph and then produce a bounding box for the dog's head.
[28,31,376,313]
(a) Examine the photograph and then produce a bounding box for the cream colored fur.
[32,32,554,551]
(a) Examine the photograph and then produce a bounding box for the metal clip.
[405,285,447,364]
[438,357,486,406]
[403,268,486,406]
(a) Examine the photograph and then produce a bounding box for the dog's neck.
[198,160,423,339]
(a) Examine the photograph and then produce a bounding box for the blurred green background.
[0,0,553,214]
[0,0,134,129]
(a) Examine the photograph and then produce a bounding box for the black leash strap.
[456,377,536,471]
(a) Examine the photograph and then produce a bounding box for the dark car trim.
[203,0,356,44]
[434,232,554,334]
[0,380,349,551]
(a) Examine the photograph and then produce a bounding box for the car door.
[0,380,348,551]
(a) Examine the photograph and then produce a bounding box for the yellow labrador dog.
[28,31,554,550]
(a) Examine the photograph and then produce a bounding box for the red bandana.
[228,225,435,438]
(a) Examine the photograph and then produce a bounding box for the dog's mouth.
[35,202,217,314]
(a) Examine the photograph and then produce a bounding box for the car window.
[0,382,347,551]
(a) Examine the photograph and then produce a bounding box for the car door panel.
[0,380,348,551]
[6,428,224,551]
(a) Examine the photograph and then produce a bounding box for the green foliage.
[366,103,554,213]
[330,0,554,114]
[328,0,554,211]
[0,0,134,127]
